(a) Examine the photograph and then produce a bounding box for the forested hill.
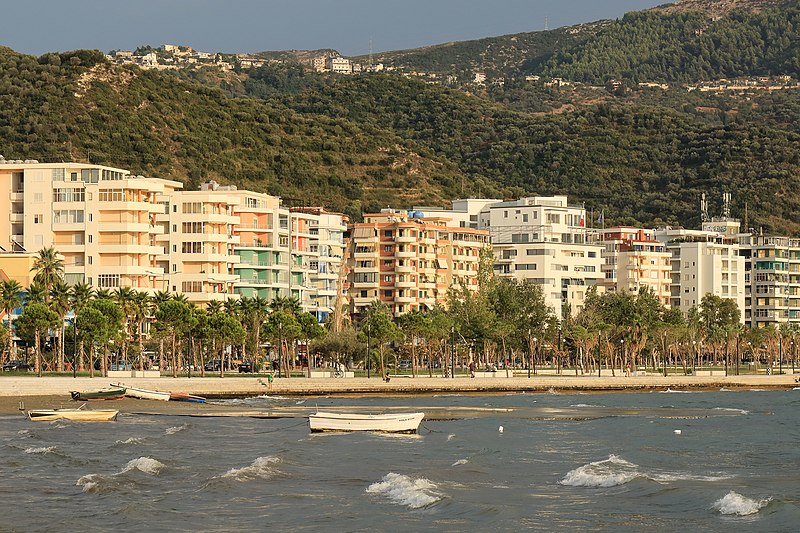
[362,0,800,83]
[0,47,466,220]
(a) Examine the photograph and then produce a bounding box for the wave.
[660,388,693,394]
[452,458,468,466]
[115,437,144,445]
[570,404,604,408]
[560,455,641,488]
[446,434,456,441]
[713,407,749,415]
[713,491,771,516]
[219,456,281,481]
[366,473,444,509]
[561,455,734,488]
[546,388,561,395]
[165,424,188,435]
[76,457,165,494]
[24,446,57,455]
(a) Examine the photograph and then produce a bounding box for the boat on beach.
[308,411,424,433]
[111,383,171,401]
[70,387,126,401]
[170,392,206,403]
[28,407,119,422]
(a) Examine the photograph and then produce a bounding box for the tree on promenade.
[699,293,740,366]
[113,287,138,373]
[208,310,245,377]
[15,302,59,376]
[49,281,71,372]
[86,298,124,377]
[360,300,401,378]
[76,306,106,379]
[69,283,94,372]
[132,291,152,372]
[152,290,172,371]
[0,279,23,363]
[154,299,196,378]
[398,310,428,377]
[264,310,301,378]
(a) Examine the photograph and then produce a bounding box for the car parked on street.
[2,360,31,372]
[238,361,255,373]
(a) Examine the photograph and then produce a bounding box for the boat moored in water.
[169,392,206,403]
[308,411,424,433]
[28,407,119,422]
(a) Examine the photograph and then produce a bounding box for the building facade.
[739,233,800,328]
[346,210,490,318]
[599,227,672,307]
[486,196,603,318]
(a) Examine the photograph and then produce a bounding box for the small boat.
[111,383,171,401]
[28,407,119,422]
[70,387,126,401]
[308,411,424,433]
[170,392,206,403]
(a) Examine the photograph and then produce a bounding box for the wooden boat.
[111,383,171,401]
[308,411,424,433]
[28,408,119,422]
[70,387,126,401]
[169,392,206,403]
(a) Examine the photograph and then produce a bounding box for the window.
[52,210,84,224]
[384,245,393,253]
[81,169,100,183]
[384,290,393,298]
[98,189,123,202]
[52,169,65,181]
[33,193,43,203]
[384,230,393,238]
[53,188,85,202]
[98,274,120,288]
[182,242,203,254]
[33,214,42,224]
[383,275,393,282]
[182,222,205,233]
[182,202,203,214]
[182,281,203,293]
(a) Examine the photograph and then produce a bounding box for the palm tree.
[69,283,94,372]
[0,279,23,363]
[25,282,47,305]
[94,288,113,300]
[132,291,152,372]
[114,287,137,368]
[49,282,71,372]
[206,300,223,315]
[152,290,173,371]
[270,296,302,315]
[31,247,64,299]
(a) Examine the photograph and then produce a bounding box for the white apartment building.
[654,219,745,322]
[486,196,603,318]
[412,199,502,229]
[599,227,672,307]
[326,56,352,74]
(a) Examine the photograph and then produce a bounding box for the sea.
[2,388,799,532]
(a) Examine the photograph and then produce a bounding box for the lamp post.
[779,335,783,375]
[450,326,455,379]
[366,323,371,379]
[528,331,535,379]
[692,340,697,375]
[278,322,284,378]
[620,338,625,374]
[70,318,77,379]
[791,340,795,374]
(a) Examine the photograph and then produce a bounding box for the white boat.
[308,411,424,433]
[28,408,119,422]
[111,382,171,401]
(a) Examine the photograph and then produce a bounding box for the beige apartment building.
[739,233,800,328]
[486,196,603,318]
[346,210,490,318]
[599,227,672,307]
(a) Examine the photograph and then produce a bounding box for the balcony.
[9,212,23,223]
[395,263,415,273]
[396,279,416,289]
[395,234,416,244]
[10,191,23,202]
[395,249,416,259]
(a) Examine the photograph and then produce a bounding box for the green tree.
[0,279,23,363]
[154,299,197,378]
[15,302,59,376]
[360,301,402,378]
[31,247,64,298]
[69,282,94,372]
[49,281,71,372]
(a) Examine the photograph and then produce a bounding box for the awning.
[436,258,448,269]
[352,226,376,238]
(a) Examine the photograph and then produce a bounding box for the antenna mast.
[369,37,373,69]
[722,192,731,219]
[545,16,549,31]
[700,192,709,223]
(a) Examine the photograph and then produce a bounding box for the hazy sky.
[3,0,668,56]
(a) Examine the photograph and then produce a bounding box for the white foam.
[570,404,604,408]
[115,437,144,445]
[713,407,749,415]
[220,456,281,481]
[24,446,57,455]
[660,388,693,394]
[560,455,641,488]
[165,424,187,435]
[452,458,468,466]
[713,491,770,516]
[120,457,165,475]
[446,434,455,441]
[76,474,101,493]
[366,473,443,509]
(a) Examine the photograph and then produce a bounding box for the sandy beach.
[1,373,798,415]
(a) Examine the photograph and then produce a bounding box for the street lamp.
[278,322,284,378]
[779,335,783,375]
[450,326,455,379]
[692,340,697,375]
[791,340,795,373]
[366,323,371,379]
[70,318,77,379]
[528,332,535,379]
[620,338,625,375]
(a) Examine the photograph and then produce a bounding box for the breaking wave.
[452,458,468,466]
[120,457,165,475]
[165,424,188,435]
[366,473,444,509]
[446,434,456,441]
[24,446,57,455]
[660,388,693,394]
[713,491,771,516]
[115,437,144,445]
[713,407,749,415]
[76,457,166,493]
[560,455,734,488]
[219,456,281,481]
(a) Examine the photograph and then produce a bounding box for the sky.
[3,0,668,57]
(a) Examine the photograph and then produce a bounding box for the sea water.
[1,390,799,532]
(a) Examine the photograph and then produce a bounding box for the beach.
[1,373,797,414]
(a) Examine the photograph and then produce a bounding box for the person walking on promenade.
[469,360,477,378]
[625,362,631,378]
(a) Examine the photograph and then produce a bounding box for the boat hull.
[28,409,119,422]
[170,392,206,403]
[70,388,126,401]
[308,412,424,433]
[111,383,171,401]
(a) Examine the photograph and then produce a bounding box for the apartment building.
[487,196,603,318]
[599,227,672,307]
[346,210,490,318]
[739,233,800,328]
[326,56,352,74]
[412,198,502,229]
[654,219,745,322]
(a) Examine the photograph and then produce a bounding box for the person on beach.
[267,373,274,390]
[384,371,391,383]
[469,360,477,378]
[625,362,631,377]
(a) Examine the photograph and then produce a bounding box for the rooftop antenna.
[722,192,731,219]
[744,202,749,233]
[544,16,549,31]
[700,192,709,223]
[369,37,373,69]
